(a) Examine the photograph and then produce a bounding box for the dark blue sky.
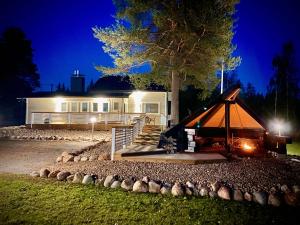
[0,0,299,93]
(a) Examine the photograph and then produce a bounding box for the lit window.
[61,102,68,112]
[70,102,78,112]
[92,103,98,112]
[113,102,119,110]
[144,103,159,113]
[103,103,109,112]
[81,102,88,112]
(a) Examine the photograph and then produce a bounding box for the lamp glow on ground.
[90,117,97,141]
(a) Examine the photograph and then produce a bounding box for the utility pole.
[220,59,224,94]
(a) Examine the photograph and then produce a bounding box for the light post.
[90,117,97,141]
[220,59,224,94]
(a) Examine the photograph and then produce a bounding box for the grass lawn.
[287,141,300,156]
[0,174,299,225]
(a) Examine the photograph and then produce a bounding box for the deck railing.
[30,112,145,128]
[111,116,145,160]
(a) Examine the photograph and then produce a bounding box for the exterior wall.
[128,91,168,126]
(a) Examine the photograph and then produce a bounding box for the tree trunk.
[171,70,180,126]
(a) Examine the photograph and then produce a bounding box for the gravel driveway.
[0,140,93,174]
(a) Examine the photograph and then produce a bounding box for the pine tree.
[93,0,240,125]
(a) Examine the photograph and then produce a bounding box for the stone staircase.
[114,125,165,160]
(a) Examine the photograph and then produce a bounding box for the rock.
[284,192,298,206]
[57,171,71,181]
[270,187,277,194]
[281,184,291,193]
[74,156,81,162]
[80,156,88,162]
[133,180,148,193]
[292,185,300,194]
[82,175,94,185]
[148,181,161,193]
[217,186,231,200]
[56,156,63,163]
[30,171,40,177]
[210,181,221,192]
[98,153,110,160]
[61,151,69,157]
[72,172,84,183]
[39,168,50,178]
[142,176,150,184]
[160,186,171,195]
[209,191,217,198]
[253,191,267,205]
[104,175,116,187]
[171,182,184,197]
[244,192,253,202]
[67,175,74,182]
[233,189,243,201]
[121,179,134,191]
[199,187,209,197]
[186,181,195,189]
[185,187,193,196]
[111,181,121,188]
[95,177,105,186]
[63,154,74,163]
[89,155,98,161]
[268,193,281,207]
[48,170,60,178]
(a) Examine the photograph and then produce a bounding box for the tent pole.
[225,101,230,153]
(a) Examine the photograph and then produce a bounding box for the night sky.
[0,0,299,93]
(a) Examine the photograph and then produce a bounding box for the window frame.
[61,102,68,112]
[70,102,79,112]
[143,102,160,114]
[102,102,109,112]
[80,102,89,112]
[92,102,99,112]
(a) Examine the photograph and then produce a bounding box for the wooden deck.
[115,152,227,164]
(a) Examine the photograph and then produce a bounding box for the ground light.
[90,117,97,141]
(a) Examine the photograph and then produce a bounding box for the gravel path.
[51,155,300,193]
[0,140,94,174]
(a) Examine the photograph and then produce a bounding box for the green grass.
[287,141,300,156]
[0,174,299,225]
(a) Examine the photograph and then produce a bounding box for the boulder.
[268,193,281,207]
[57,171,71,181]
[171,182,184,197]
[89,155,98,161]
[185,187,193,196]
[111,181,121,188]
[210,181,221,192]
[284,192,298,206]
[98,153,110,160]
[270,187,277,194]
[74,156,81,162]
[132,180,148,193]
[80,156,88,162]
[67,174,74,182]
[39,168,50,178]
[199,187,209,197]
[186,181,195,189]
[63,154,74,163]
[217,186,231,200]
[56,156,63,163]
[244,192,253,202]
[233,189,243,201]
[209,191,217,198]
[148,181,161,193]
[48,170,60,178]
[142,176,150,184]
[61,151,69,157]
[253,191,267,205]
[281,184,291,193]
[82,175,94,185]
[121,179,134,191]
[73,172,84,183]
[104,175,116,187]
[30,171,40,177]
[160,186,171,195]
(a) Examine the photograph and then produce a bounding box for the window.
[81,102,88,112]
[61,102,67,112]
[92,103,98,112]
[144,103,159,113]
[103,102,109,112]
[70,102,78,112]
[113,102,119,110]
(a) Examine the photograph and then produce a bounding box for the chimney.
[70,70,85,93]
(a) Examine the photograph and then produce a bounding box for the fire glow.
[242,143,253,151]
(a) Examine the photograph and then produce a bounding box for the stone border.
[31,168,300,207]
